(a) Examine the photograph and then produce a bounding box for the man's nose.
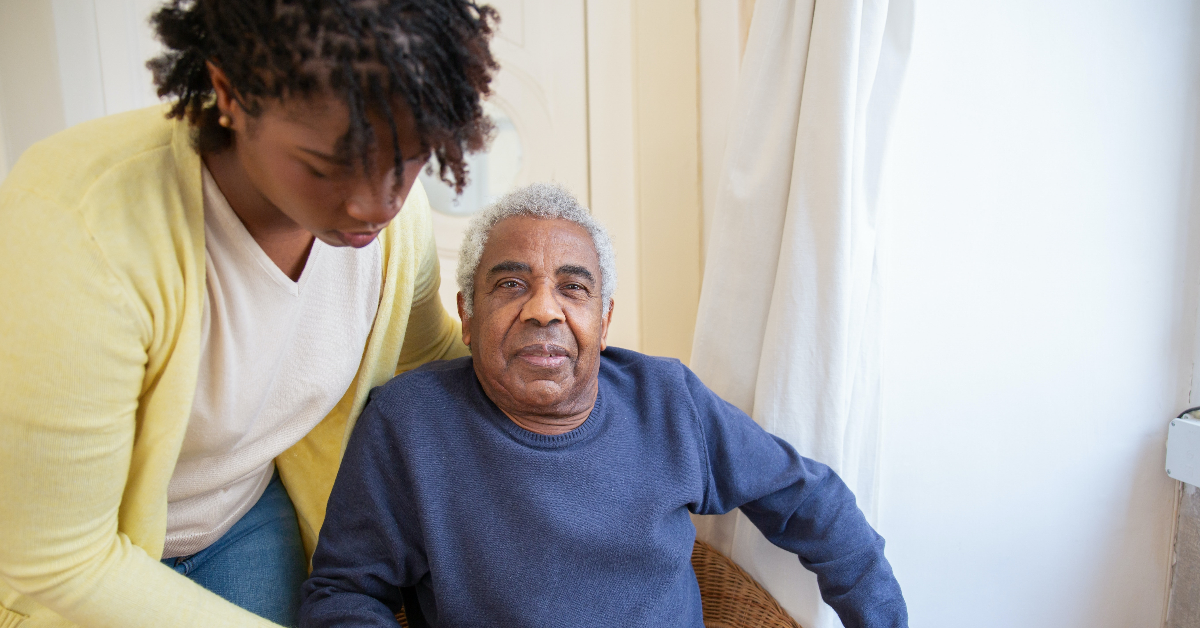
[520,281,565,327]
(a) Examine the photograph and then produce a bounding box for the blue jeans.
[162,471,307,627]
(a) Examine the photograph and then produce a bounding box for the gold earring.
[218,114,232,128]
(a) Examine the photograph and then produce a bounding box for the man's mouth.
[515,344,570,369]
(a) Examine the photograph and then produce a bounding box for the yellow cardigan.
[0,106,468,627]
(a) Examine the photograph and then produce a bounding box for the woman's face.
[214,70,430,248]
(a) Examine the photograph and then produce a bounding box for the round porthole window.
[419,101,523,217]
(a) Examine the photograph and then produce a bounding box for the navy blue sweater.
[300,348,906,628]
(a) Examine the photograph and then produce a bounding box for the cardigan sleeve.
[0,184,278,627]
[394,189,470,375]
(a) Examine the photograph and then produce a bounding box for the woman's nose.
[345,161,424,226]
[344,178,400,226]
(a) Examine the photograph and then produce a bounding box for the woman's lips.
[335,230,381,248]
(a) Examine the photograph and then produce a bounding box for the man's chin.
[502,377,576,408]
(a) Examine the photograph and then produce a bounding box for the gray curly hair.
[456,183,617,317]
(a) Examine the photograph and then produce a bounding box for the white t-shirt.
[163,167,382,558]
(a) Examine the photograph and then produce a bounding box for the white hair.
[456,183,617,317]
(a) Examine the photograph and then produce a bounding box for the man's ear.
[457,292,471,348]
[599,298,614,351]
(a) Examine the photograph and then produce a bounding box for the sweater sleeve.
[394,186,469,376]
[300,400,420,628]
[684,367,908,628]
[0,186,277,627]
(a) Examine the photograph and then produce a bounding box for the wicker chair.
[396,540,801,628]
[691,540,802,628]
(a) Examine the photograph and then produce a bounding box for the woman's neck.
[203,149,314,281]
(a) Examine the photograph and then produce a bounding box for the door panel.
[421,0,589,316]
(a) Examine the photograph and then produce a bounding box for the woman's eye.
[305,164,329,179]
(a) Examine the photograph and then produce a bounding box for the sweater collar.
[475,372,610,450]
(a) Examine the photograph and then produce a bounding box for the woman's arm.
[394,189,470,375]
[0,184,277,627]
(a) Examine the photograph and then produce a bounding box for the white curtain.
[689,1,912,627]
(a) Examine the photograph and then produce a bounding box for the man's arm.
[300,400,424,628]
[684,367,908,628]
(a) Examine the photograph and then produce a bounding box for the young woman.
[0,1,497,626]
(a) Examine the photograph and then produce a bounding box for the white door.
[419,0,590,315]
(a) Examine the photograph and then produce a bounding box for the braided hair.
[148,0,498,191]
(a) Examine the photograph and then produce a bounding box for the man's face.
[459,216,613,420]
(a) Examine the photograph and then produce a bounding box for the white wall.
[0,0,163,179]
[697,0,743,253]
[0,0,66,173]
[876,1,1199,626]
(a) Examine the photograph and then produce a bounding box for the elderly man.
[299,184,908,628]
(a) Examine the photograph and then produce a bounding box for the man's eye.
[305,164,329,179]
[562,283,588,293]
[499,280,521,289]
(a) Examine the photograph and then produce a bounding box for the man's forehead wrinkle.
[537,225,600,276]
